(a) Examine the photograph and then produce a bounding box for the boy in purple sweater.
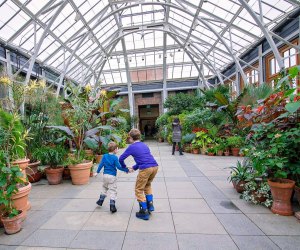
[119,129,158,220]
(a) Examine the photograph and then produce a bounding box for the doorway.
[139,104,159,139]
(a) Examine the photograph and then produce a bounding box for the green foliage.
[227,159,253,184]
[226,136,244,148]
[0,109,28,161]
[239,83,273,106]
[163,92,204,115]
[155,113,170,128]
[32,145,67,168]
[244,123,300,179]
[0,151,24,218]
[241,181,272,208]
[191,131,213,149]
[182,133,195,144]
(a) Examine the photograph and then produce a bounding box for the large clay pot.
[95,154,102,164]
[1,210,24,235]
[26,161,41,183]
[68,161,93,185]
[12,158,30,179]
[268,178,295,216]
[231,148,240,157]
[224,150,230,156]
[295,186,300,206]
[192,149,199,154]
[11,182,31,219]
[45,167,64,185]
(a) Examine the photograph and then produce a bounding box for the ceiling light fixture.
[74,13,80,22]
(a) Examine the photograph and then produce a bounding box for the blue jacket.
[97,153,129,176]
[119,142,158,171]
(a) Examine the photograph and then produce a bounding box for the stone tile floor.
[1,141,300,250]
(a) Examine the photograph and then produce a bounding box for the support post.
[258,44,264,85]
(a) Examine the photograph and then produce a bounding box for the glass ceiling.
[0,0,298,86]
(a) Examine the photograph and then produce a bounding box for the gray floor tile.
[0,245,17,250]
[82,211,130,231]
[177,234,238,250]
[247,214,300,235]
[232,236,280,250]
[70,230,125,250]
[40,212,91,230]
[61,198,97,212]
[128,212,174,233]
[173,213,227,234]
[269,236,300,250]
[231,199,272,214]
[216,214,264,235]
[0,227,36,246]
[166,182,202,198]
[169,198,212,213]
[95,198,134,212]
[123,232,178,250]
[21,229,78,248]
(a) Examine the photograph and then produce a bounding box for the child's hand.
[128,168,134,173]
[94,173,98,177]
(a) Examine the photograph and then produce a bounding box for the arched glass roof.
[0,0,299,87]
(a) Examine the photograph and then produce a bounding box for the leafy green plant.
[0,109,29,161]
[241,180,272,208]
[227,159,253,184]
[191,131,213,150]
[0,151,24,218]
[32,146,67,168]
[182,133,195,144]
[226,136,244,148]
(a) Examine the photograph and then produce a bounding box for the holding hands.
[127,167,134,173]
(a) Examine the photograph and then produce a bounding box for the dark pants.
[172,142,182,154]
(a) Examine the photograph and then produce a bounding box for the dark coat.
[172,122,182,142]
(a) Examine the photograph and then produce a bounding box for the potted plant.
[226,136,244,156]
[241,180,273,208]
[0,151,25,234]
[191,131,212,155]
[227,160,252,193]
[207,147,216,156]
[32,145,67,185]
[0,110,31,218]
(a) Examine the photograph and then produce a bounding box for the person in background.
[172,117,183,156]
[119,129,158,220]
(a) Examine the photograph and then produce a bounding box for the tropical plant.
[163,92,204,115]
[227,159,253,184]
[0,151,24,218]
[226,136,244,148]
[239,83,273,107]
[182,133,195,144]
[0,109,29,162]
[191,131,213,150]
[32,145,67,168]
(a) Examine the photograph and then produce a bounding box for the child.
[95,141,129,213]
[119,129,158,220]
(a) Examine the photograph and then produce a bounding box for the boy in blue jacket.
[119,129,158,220]
[95,141,130,213]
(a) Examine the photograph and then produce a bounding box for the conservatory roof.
[0,0,299,87]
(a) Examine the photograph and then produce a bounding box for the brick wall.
[134,92,163,117]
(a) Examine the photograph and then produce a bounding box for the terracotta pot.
[26,161,41,183]
[63,167,71,180]
[1,210,24,235]
[224,150,230,156]
[12,158,30,180]
[208,152,214,156]
[268,178,295,216]
[0,204,4,228]
[192,149,199,154]
[235,181,247,193]
[11,182,31,219]
[68,161,93,185]
[45,167,64,185]
[27,171,42,183]
[217,150,223,156]
[295,186,300,206]
[231,148,240,157]
[95,154,102,164]
[175,145,179,151]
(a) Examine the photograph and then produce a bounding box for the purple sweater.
[119,142,158,170]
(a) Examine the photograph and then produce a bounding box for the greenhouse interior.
[0,0,300,249]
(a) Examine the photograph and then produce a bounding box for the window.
[246,68,259,85]
[142,93,154,98]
